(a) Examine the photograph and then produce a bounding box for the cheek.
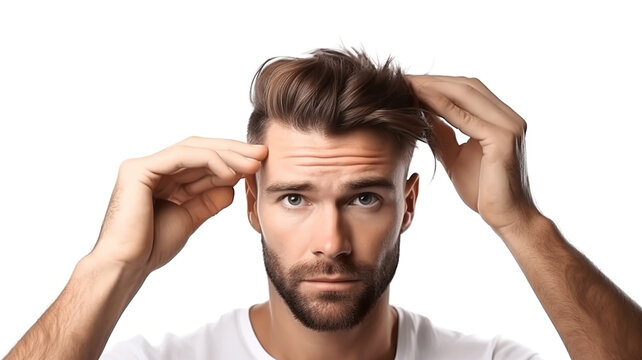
[256,201,309,259]
[346,203,405,263]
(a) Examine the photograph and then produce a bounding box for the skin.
[244,122,418,359]
[406,75,642,359]
[5,74,642,360]
[5,137,269,359]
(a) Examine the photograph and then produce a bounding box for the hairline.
[250,119,416,179]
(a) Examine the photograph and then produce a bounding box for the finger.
[152,150,260,203]
[155,168,212,197]
[412,75,526,132]
[183,175,238,199]
[431,117,460,172]
[168,167,212,182]
[142,146,255,181]
[178,137,268,161]
[416,78,520,134]
[419,90,501,141]
[181,186,235,231]
[217,149,263,175]
[427,75,525,125]
[158,149,261,190]
[163,150,262,181]
[170,173,243,204]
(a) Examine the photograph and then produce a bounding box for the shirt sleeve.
[100,333,199,360]
[100,335,155,360]
[491,336,543,360]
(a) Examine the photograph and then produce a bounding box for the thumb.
[431,116,460,174]
[183,186,235,232]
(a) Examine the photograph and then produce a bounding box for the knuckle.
[169,144,195,160]
[508,125,523,137]
[468,77,482,85]
[458,76,481,86]
[465,77,489,92]
[183,185,196,197]
[118,159,136,173]
[509,120,527,137]
[181,135,201,144]
[208,157,233,177]
[460,109,476,125]
[227,166,238,178]
[208,148,223,163]
[460,82,477,96]
[201,191,221,214]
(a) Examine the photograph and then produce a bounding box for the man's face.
[245,122,419,331]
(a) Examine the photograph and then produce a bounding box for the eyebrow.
[264,176,395,194]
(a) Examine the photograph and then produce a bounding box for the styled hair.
[247,47,435,164]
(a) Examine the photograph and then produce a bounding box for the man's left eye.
[352,193,379,206]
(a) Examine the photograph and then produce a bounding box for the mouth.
[305,276,359,282]
[301,277,360,291]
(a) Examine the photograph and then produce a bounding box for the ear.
[245,174,262,233]
[400,173,420,234]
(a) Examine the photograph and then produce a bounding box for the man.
[5,48,642,359]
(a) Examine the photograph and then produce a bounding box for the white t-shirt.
[101,306,542,359]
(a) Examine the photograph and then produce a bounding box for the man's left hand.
[406,75,539,234]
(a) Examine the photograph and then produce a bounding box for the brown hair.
[247,47,434,164]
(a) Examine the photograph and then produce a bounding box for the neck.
[250,285,398,360]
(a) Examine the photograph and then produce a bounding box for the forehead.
[258,122,406,190]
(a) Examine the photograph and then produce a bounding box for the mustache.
[288,258,364,280]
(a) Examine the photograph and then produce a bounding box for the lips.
[301,277,360,291]
[304,276,358,282]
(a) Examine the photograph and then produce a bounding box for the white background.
[1,1,640,359]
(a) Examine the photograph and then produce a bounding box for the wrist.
[492,212,569,271]
[76,252,148,298]
[492,208,551,241]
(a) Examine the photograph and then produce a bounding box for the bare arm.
[5,137,268,359]
[5,255,145,360]
[499,215,642,359]
[407,75,642,359]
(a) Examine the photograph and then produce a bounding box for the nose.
[310,204,351,259]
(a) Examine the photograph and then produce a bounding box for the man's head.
[244,47,432,332]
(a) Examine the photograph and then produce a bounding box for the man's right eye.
[281,194,304,208]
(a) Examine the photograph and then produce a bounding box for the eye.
[351,193,380,207]
[280,194,305,208]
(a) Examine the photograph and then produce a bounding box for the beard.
[261,236,400,332]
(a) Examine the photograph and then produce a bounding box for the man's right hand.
[5,137,268,360]
[90,136,268,276]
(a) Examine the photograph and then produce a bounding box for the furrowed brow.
[344,177,395,191]
[263,177,395,195]
[264,182,315,194]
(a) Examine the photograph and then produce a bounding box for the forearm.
[498,215,642,359]
[5,254,147,360]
